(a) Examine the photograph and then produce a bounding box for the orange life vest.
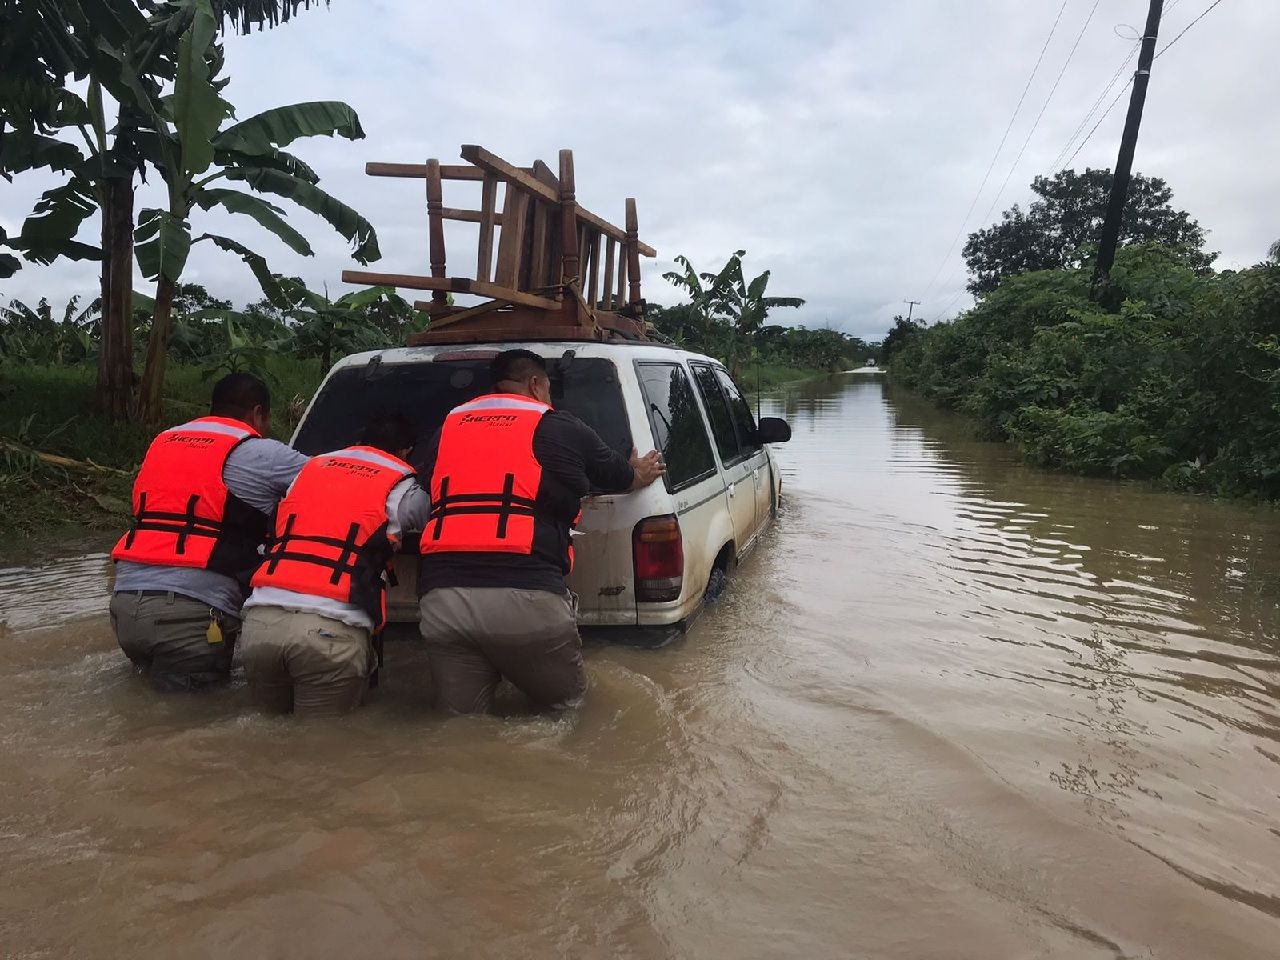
[112,416,268,578]
[252,446,414,630]
[421,394,559,560]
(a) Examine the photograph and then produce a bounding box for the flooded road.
[2,372,1279,959]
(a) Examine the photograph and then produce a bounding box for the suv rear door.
[690,361,759,554]
[711,366,772,537]
[292,352,633,622]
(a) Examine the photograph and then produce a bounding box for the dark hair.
[490,349,547,386]
[210,372,270,419]
[361,414,417,455]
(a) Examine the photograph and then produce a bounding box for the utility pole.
[1091,0,1163,299]
[903,299,921,321]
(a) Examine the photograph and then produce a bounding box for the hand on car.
[629,448,666,490]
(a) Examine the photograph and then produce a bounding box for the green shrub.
[889,245,1280,500]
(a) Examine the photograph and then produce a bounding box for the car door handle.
[727,484,735,498]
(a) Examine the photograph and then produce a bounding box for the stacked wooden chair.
[342,145,657,344]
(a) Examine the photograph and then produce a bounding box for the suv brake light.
[433,350,500,362]
[633,515,683,603]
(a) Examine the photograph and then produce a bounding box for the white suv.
[291,340,791,643]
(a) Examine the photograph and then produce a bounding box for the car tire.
[704,565,729,604]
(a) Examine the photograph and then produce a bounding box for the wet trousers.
[110,591,239,691]
[239,606,374,718]
[417,587,585,715]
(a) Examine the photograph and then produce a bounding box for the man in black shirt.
[417,349,664,714]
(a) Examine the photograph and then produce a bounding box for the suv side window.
[636,362,717,491]
[715,367,762,455]
[691,362,743,466]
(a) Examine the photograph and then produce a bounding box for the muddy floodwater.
[2,372,1279,959]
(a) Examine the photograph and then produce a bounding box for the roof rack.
[341,145,657,345]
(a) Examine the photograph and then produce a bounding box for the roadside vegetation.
[889,191,1280,500]
[0,287,345,552]
[0,278,434,551]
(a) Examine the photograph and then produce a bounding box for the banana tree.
[0,295,102,364]
[133,0,379,422]
[663,251,804,377]
[663,253,724,354]
[278,281,409,370]
[1,0,341,418]
[706,252,805,378]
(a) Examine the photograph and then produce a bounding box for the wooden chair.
[341,145,657,345]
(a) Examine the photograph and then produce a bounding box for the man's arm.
[391,479,431,539]
[535,413,664,495]
[223,438,309,513]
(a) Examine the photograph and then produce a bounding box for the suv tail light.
[633,515,684,603]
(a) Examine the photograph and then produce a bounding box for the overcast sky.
[2,0,1277,342]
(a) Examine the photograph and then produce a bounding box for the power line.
[1047,0,1192,171]
[932,288,967,323]
[918,0,1071,305]
[1059,0,1225,170]
[1049,42,1138,171]
[1063,78,1131,168]
[930,0,1102,322]
[929,0,1224,323]
[977,0,1103,230]
[1156,0,1228,56]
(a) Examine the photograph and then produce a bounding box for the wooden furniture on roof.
[341,145,657,345]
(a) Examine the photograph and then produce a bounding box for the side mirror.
[755,416,791,444]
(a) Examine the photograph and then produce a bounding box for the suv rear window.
[635,361,717,492]
[293,356,632,464]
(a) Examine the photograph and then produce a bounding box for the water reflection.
[762,373,1280,916]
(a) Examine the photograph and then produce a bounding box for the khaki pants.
[418,587,585,715]
[239,607,374,718]
[110,591,239,692]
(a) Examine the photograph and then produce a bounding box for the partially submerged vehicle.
[292,146,791,642]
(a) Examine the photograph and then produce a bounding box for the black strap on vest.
[428,473,540,542]
[263,517,365,583]
[125,491,226,555]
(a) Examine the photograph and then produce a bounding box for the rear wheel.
[704,566,728,603]
[703,544,735,604]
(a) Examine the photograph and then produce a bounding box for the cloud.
[2,0,1276,343]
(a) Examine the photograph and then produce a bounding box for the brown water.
[2,372,1278,959]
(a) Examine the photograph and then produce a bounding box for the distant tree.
[172,283,232,315]
[880,315,923,361]
[279,280,404,371]
[962,168,1216,296]
[1268,239,1280,264]
[646,302,706,348]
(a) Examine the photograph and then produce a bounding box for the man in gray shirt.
[111,373,307,690]
[240,415,431,717]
